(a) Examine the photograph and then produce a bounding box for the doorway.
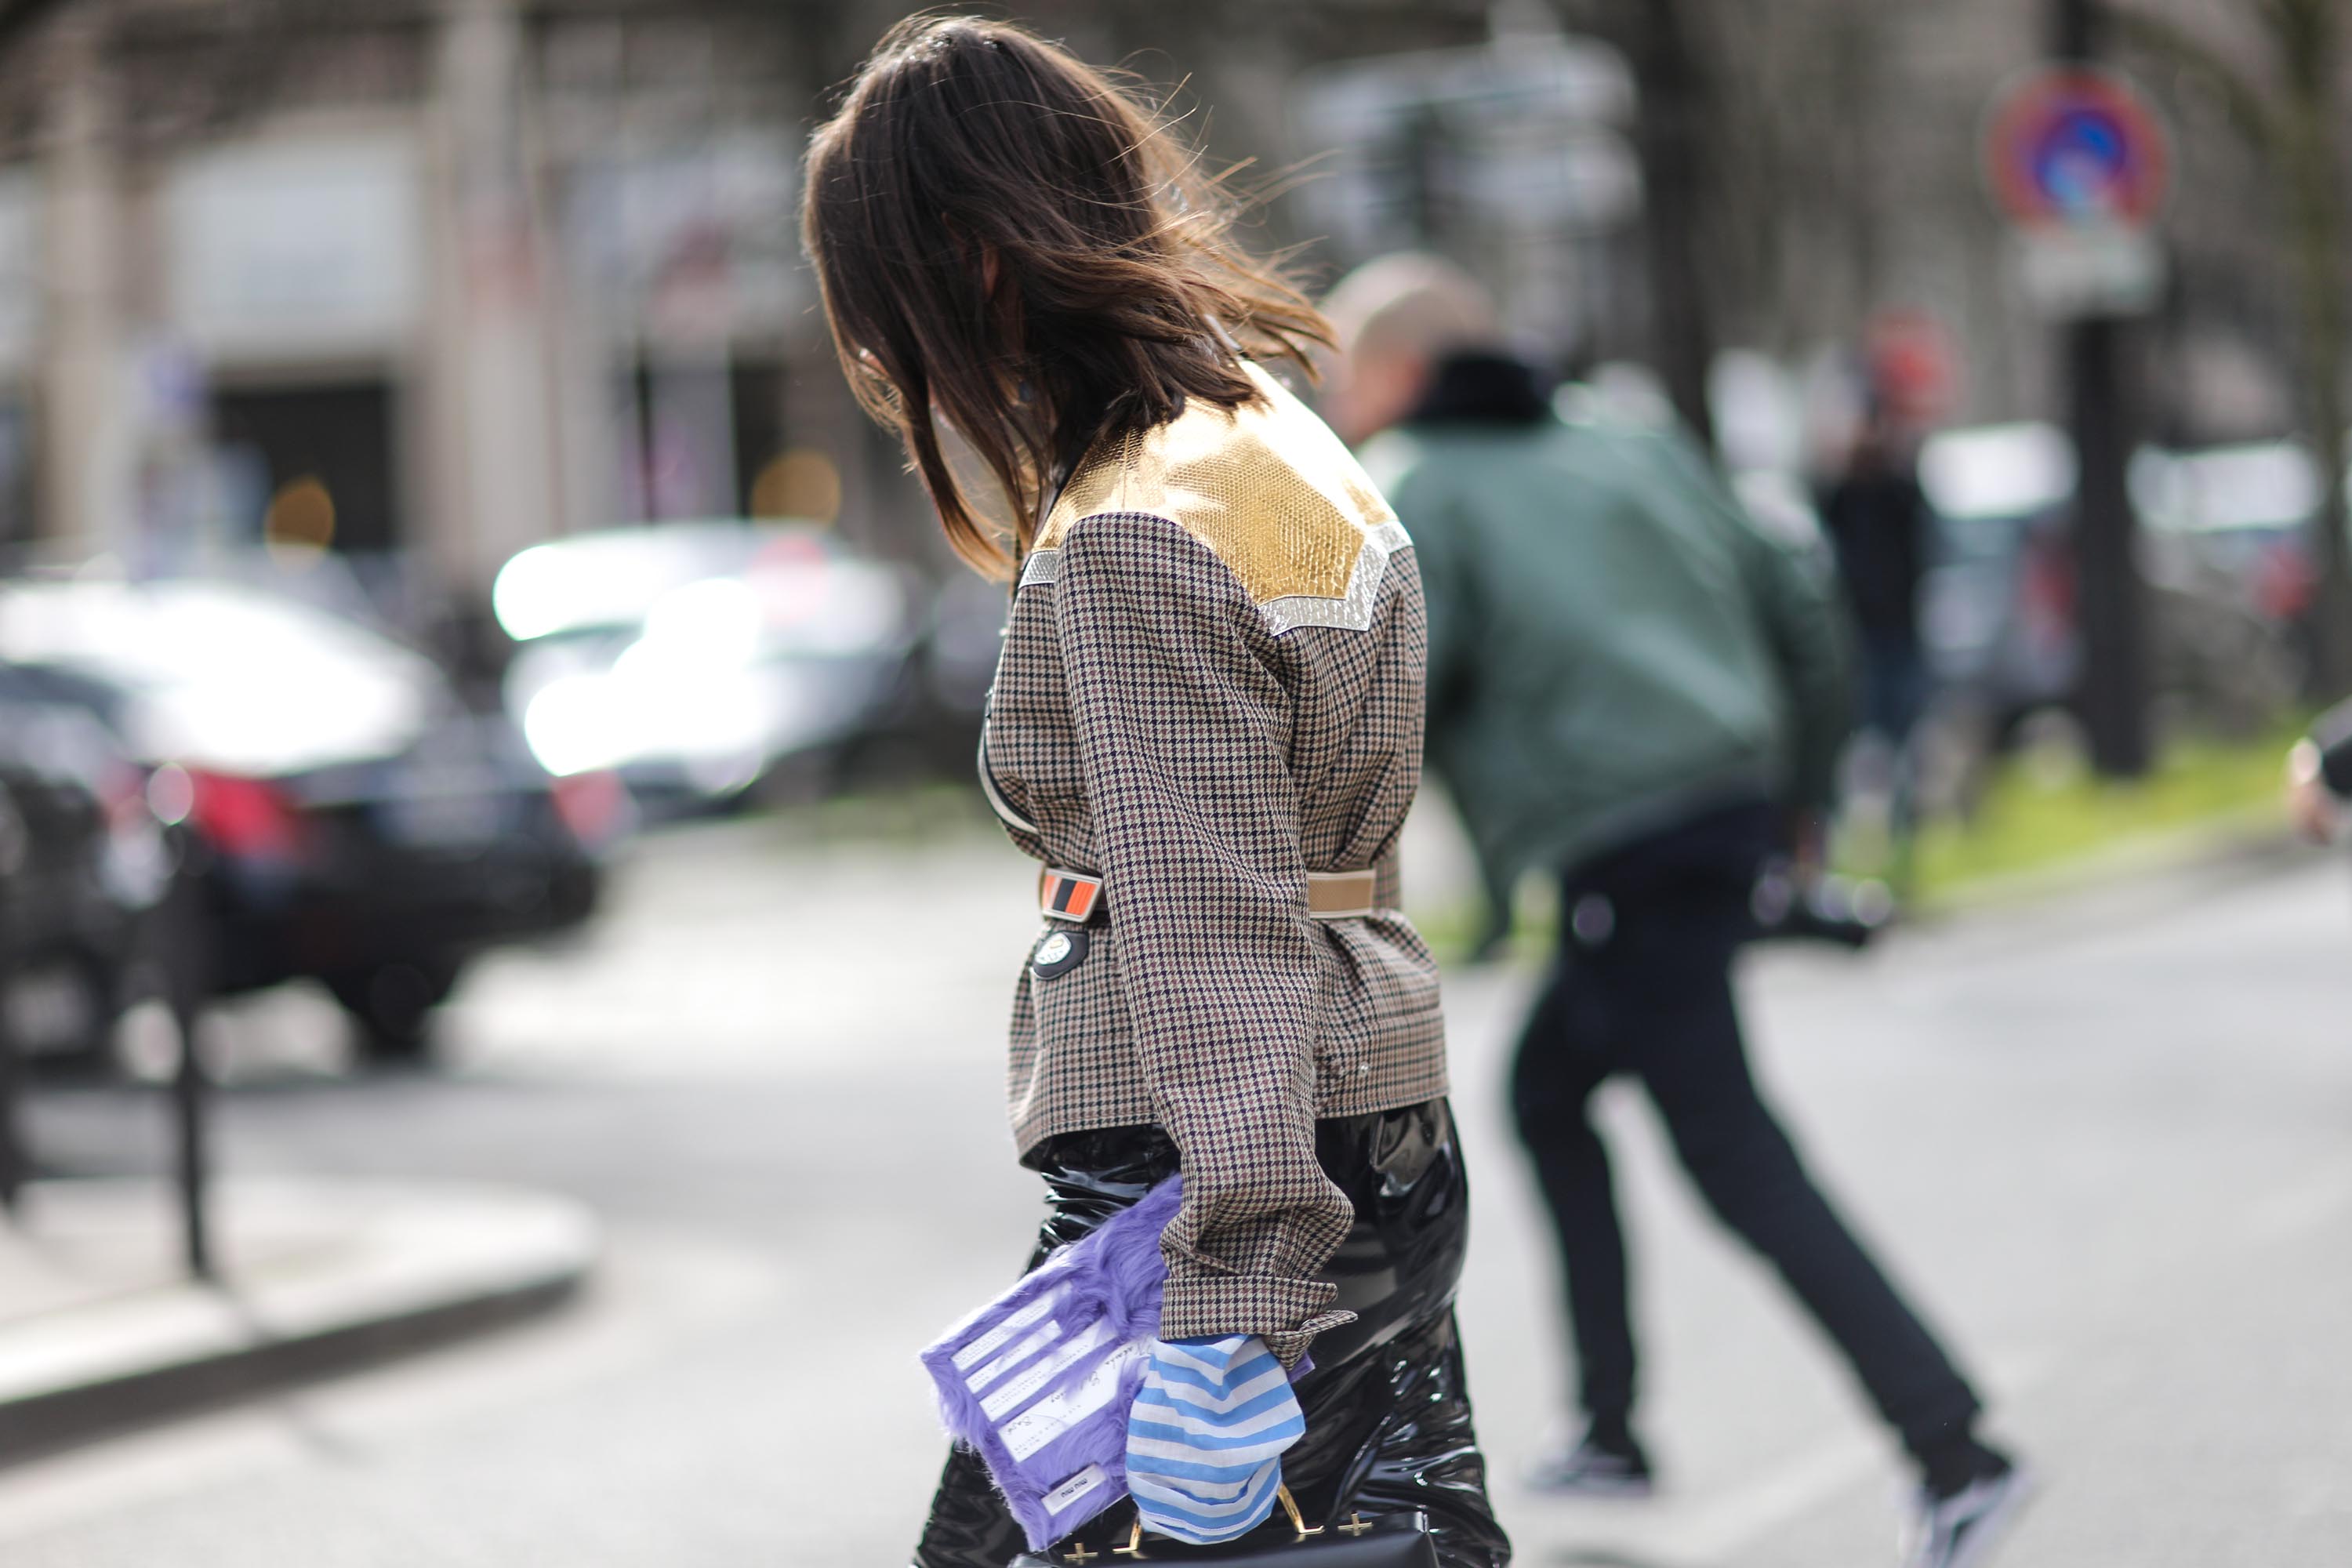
[212,381,400,553]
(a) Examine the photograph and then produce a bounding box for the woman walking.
[800,17,1508,1567]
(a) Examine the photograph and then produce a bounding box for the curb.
[0,1178,598,1467]
[1901,811,2307,924]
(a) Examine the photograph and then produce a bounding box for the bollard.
[0,862,21,1218]
[165,826,213,1279]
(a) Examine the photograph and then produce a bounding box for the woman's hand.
[2286,740,2339,844]
[1123,1335,1305,1544]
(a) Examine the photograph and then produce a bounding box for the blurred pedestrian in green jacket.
[1326,258,1850,951]
[1323,255,2034,1568]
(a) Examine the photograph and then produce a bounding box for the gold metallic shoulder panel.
[1036,365,1407,629]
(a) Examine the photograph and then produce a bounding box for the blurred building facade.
[0,0,2326,605]
[0,0,879,603]
[0,0,1497,608]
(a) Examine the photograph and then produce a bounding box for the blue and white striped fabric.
[1124,1334,1307,1545]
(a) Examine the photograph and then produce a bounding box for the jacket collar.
[1406,351,1553,428]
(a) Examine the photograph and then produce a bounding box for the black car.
[0,574,617,1062]
[0,662,170,1070]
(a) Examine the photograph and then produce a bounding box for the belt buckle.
[1040,869,1103,924]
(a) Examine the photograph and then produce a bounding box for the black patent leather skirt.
[911,1098,1512,1568]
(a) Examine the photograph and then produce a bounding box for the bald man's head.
[1321,254,1501,444]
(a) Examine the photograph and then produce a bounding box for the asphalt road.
[5,812,2349,1567]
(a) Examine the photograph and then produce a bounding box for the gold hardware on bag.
[1334,1513,1372,1537]
[1275,1486,1323,1539]
[1113,1486,1323,1558]
[1063,1546,1098,1564]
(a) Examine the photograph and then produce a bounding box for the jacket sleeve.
[1381,460,1516,948]
[1657,434,1855,811]
[1747,521,1857,812]
[1053,511,1356,1367]
[2317,698,2352,799]
[1384,464,1475,728]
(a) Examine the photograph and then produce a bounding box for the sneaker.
[1526,1426,1655,1499]
[1898,1461,2036,1568]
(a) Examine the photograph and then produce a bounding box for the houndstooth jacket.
[978,362,1451,1364]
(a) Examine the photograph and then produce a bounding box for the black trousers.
[1510,799,1980,1460]
[913,1100,1511,1568]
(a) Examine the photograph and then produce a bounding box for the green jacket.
[1361,405,1853,913]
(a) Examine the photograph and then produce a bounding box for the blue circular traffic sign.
[1985,67,2170,227]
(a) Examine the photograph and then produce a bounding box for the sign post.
[1984,39,2171,775]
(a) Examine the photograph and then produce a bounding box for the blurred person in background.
[1818,389,1937,889]
[2285,699,2352,842]
[801,20,1508,1567]
[1325,255,2031,1568]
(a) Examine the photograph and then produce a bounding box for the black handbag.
[1011,1486,1437,1567]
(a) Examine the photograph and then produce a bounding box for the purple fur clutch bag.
[920,1177,1184,1551]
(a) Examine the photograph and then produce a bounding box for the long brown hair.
[800,15,1332,577]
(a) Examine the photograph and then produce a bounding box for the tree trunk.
[1613,0,1717,446]
[2281,13,2352,697]
[2057,0,2152,775]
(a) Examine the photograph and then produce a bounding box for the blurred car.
[492,521,917,810]
[1916,420,2083,737]
[1918,424,2318,741]
[2131,441,2315,724]
[924,570,1011,722]
[0,662,171,1071]
[0,573,615,1062]
[2131,437,2325,633]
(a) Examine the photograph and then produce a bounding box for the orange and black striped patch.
[1040,869,1103,923]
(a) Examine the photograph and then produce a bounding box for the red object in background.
[549,768,628,848]
[2255,540,2319,623]
[2021,532,2078,648]
[98,763,154,839]
[1866,310,1960,429]
[750,532,834,627]
[187,770,308,862]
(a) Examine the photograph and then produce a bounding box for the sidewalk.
[0,1178,597,1464]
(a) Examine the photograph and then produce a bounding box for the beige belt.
[1304,867,1381,920]
[1040,863,1396,924]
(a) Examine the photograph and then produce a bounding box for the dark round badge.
[1032,926,1089,980]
